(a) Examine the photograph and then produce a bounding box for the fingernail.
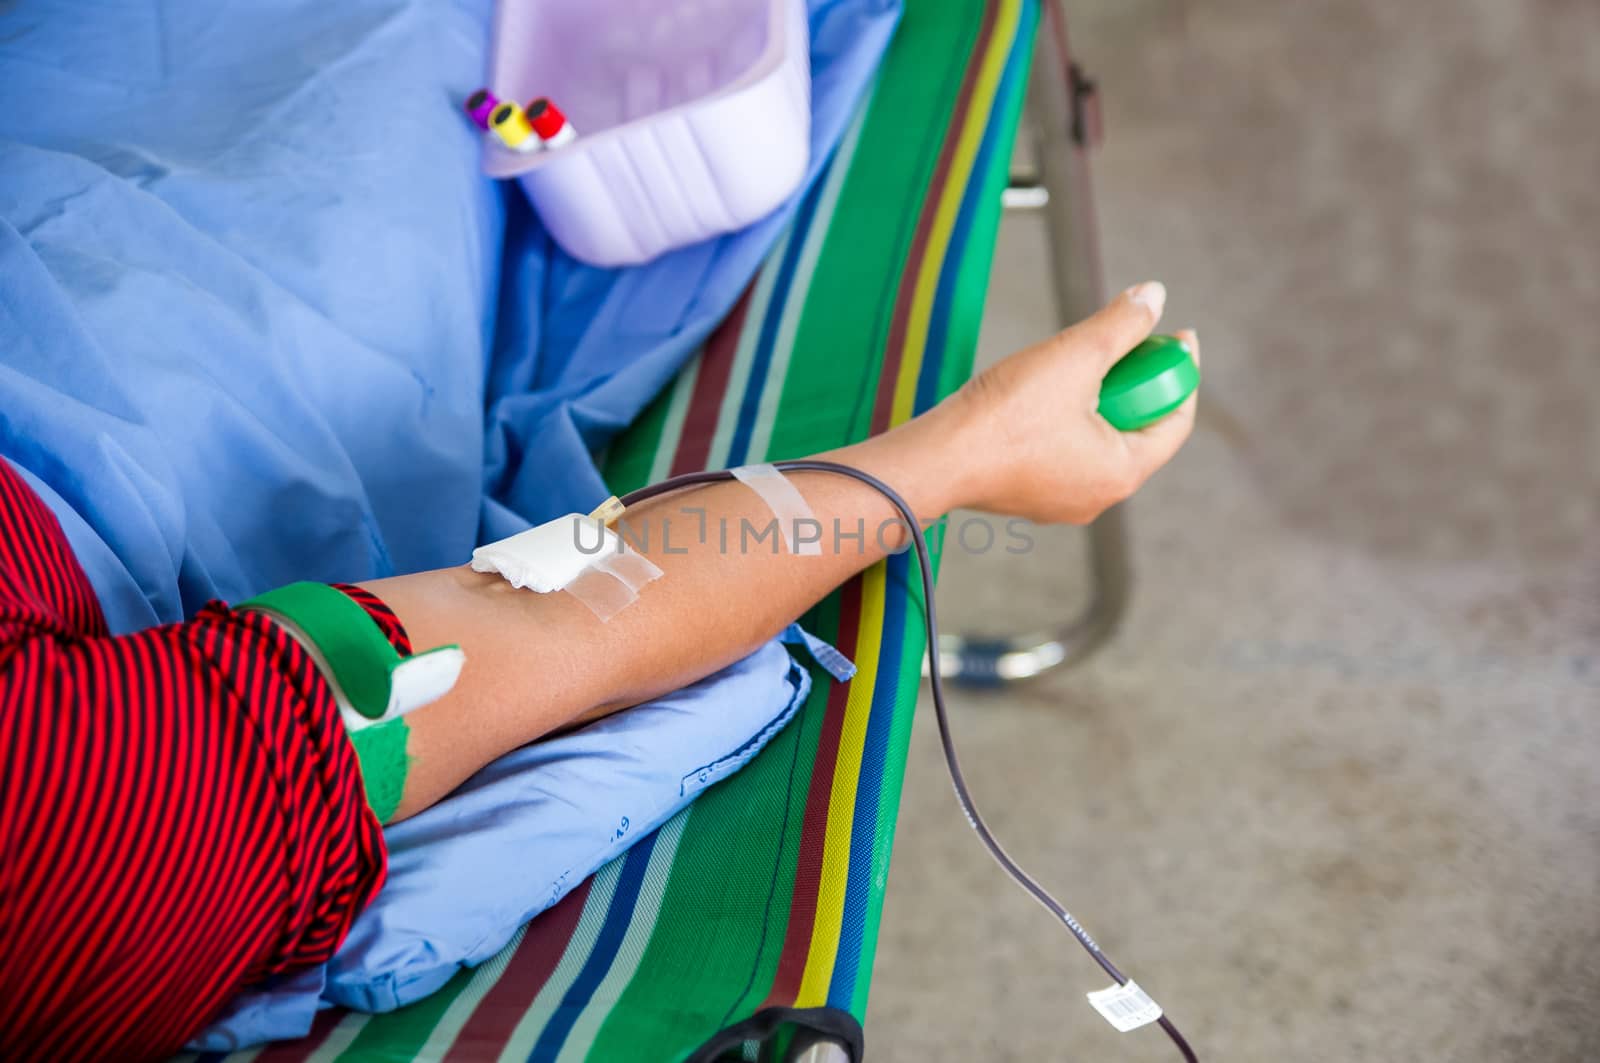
[1125,281,1166,318]
[1178,328,1200,359]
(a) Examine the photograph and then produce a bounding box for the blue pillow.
[192,627,851,1051]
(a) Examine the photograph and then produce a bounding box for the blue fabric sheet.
[0,0,899,632]
[192,627,853,1051]
[0,0,899,1050]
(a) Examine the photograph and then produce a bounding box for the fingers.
[1123,395,1197,487]
[1066,281,1167,373]
[1122,327,1200,484]
[1175,327,1201,367]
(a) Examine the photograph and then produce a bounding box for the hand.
[940,281,1199,524]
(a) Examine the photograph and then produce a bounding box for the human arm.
[365,283,1197,820]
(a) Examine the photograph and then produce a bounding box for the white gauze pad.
[470,513,662,619]
[730,464,822,556]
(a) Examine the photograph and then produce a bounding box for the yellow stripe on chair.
[796,562,888,1005]
[891,0,1024,428]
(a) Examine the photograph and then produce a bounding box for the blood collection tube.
[464,88,499,131]
[489,101,540,153]
[526,97,577,148]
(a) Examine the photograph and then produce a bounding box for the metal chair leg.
[937,0,1131,685]
[790,1040,853,1063]
[935,504,1129,683]
[1000,174,1049,210]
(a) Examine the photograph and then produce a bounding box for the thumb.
[1068,281,1167,374]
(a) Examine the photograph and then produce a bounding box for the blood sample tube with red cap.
[526,97,577,148]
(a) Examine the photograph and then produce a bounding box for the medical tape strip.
[564,566,639,621]
[730,464,822,556]
[564,546,665,621]
[592,545,662,591]
[470,513,662,620]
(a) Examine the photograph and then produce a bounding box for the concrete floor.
[865,2,1600,1060]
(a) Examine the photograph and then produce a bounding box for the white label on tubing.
[1086,980,1163,1033]
[730,464,822,556]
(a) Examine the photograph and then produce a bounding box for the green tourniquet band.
[240,581,450,822]
[348,718,411,824]
[239,581,401,720]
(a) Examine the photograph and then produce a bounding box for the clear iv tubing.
[617,459,1199,1063]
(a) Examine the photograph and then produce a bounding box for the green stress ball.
[1097,334,1200,431]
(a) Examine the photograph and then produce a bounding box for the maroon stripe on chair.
[671,284,755,476]
[445,876,597,1061]
[761,576,864,1008]
[872,0,1001,434]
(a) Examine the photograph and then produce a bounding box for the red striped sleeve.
[0,460,398,1062]
[334,582,413,655]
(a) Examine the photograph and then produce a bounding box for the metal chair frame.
[935,0,1130,687]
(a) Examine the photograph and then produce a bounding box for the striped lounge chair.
[197,0,1116,1058]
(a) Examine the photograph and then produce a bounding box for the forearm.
[363,407,972,819]
[359,283,1192,821]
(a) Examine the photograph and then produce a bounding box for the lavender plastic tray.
[482,0,811,266]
